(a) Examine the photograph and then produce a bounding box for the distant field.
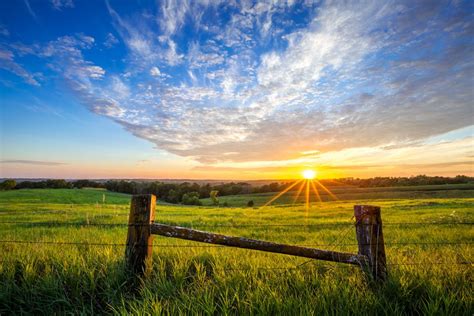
[0,188,131,205]
[201,183,474,207]
[0,188,473,314]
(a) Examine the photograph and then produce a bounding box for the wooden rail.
[150,223,367,265]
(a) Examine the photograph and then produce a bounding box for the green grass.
[0,188,131,205]
[0,188,473,314]
[201,183,474,207]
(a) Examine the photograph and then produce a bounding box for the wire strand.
[0,221,471,227]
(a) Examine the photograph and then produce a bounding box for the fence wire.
[1,219,472,270]
[0,221,472,227]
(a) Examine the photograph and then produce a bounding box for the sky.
[0,0,473,180]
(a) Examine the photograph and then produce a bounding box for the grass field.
[201,183,474,207]
[0,188,473,314]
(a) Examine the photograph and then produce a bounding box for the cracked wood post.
[125,194,155,277]
[354,205,387,282]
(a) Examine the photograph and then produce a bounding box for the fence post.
[354,205,387,282]
[125,194,156,277]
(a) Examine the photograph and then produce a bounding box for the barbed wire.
[0,221,471,227]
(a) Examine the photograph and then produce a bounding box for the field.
[0,188,473,314]
[201,183,474,207]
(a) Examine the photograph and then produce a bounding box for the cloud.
[1,160,67,166]
[2,34,124,119]
[3,1,473,173]
[23,0,38,21]
[82,65,105,79]
[191,134,474,177]
[103,33,119,48]
[149,66,160,76]
[50,0,74,10]
[107,1,473,165]
[159,0,189,37]
[0,25,9,37]
[0,49,40,86]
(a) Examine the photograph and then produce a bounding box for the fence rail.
[1,239,471,247]
[151,223,366,265]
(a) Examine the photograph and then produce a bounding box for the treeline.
[0,179,289,206]
[102,180,289,205]
[8,179,105,190]
[335,175,473,187]
[1,175,472,205]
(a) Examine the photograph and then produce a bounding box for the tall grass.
[0,189,472,314]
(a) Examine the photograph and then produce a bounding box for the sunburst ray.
[310,180,322,203]
[315,179,338,200]
[305,180,310,212]
[292,180,306,204]
[262,179,303,207]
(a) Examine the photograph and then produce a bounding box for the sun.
[302,169,317,179]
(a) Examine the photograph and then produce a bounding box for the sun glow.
[262,168,337,213]
[302,169,317,179]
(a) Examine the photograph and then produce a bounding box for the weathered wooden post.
[354,205,387,282]
[125,194,156,277]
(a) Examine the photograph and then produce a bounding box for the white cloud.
[50,0,74,10]
[23,0,38,21]
[0,49,40,86]
[83,65,105,79]
[164,39,183,65]
[150,66,161,76]
[159,0,189,37]
[109,76,130,99]
[103,33,119,48]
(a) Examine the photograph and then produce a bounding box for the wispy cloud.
[1,160,67,166]
[23,0,38,21]
[50,0,74,10]
[0,24,9,37]
[0,49,40,86]
[103,33,118,48]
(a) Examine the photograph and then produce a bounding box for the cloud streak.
[1,160,67,166]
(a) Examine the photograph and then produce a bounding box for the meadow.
[0,188,473,314]
[201,183,474,206]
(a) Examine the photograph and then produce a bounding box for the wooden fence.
[125,194,388,283]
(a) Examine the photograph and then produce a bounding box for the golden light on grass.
[262,169,337,212]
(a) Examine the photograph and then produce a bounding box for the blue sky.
[0,0,473,179]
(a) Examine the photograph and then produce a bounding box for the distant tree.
[181,192,202,206]
[0,179,16,191]
[45,179,71,189]
[269,182,280,192]
[247,200,254,207]
[199,184,211,198]
[210,190,219,205]
[72,180,104,189]
[167,189,181,204]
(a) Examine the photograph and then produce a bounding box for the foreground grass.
[0,189,473,314]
